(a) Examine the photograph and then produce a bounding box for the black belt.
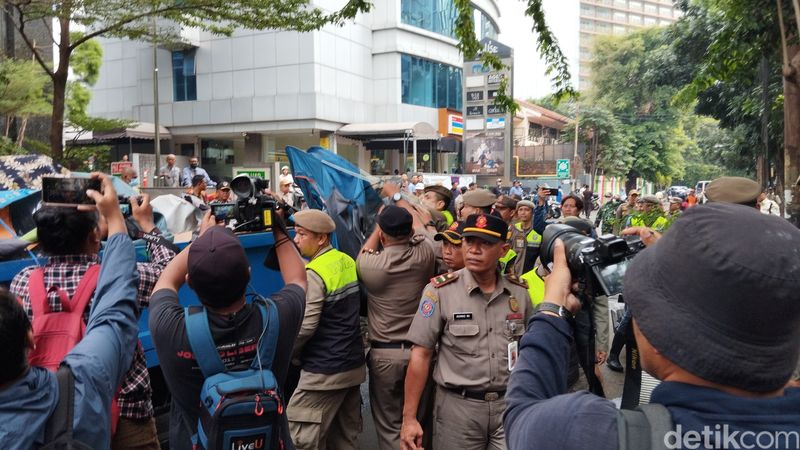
[445,387,506,401]
[370,340,414,349]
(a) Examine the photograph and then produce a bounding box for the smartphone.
[548,188,560,197]
[41,177,102,206]
[210,202,236,223]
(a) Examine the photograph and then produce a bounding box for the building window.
[613,11,627,22]
[172,50,196,102]
[629,0,642,9]
[475,8,499,40]
[401,0,457,38]
[596,7,612,19]
[401,54,462,110]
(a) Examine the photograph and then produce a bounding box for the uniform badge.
[509,296,519,313]
[423,289,438,304]
[448,221,459,231]
[420,299,435,318]
[476,215,488,229]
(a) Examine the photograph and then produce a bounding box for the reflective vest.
[630,215,669,232]
[499,249,517,274]
[510,223,542,276]
[441,210,454,226]
[304,248,364,374]
[520,267,546,307]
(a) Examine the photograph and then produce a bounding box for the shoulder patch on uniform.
[431,272,459,288]
[505,273,529,289]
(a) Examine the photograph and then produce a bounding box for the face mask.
[190,162,198,169]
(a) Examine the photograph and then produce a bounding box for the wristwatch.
[537,302,573,320]
[392,192,402,203]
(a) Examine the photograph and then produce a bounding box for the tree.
[0,59,51,147]
[2,0,373,161]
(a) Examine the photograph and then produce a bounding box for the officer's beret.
[293,209,335,234]
[462,213,508,243]
[705,176,761,205]
[423,185,452,201]
[377,205,413,238]
[462,189,496,208]
[641,195,660,205]
[517,200,535,209]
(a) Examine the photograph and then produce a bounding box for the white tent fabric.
[150,194,200,235]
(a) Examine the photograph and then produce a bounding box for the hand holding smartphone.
[42,176,103,206]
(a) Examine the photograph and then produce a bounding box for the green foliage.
[0,59,51,128]
[62,145,113,171]
[0,137,30,156]
[561,104,633,177]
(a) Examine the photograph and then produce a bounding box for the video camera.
[226,175,278,233]
[540,224,645,297]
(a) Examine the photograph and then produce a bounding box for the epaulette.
[505,273,529,289]
[431,272,459,288]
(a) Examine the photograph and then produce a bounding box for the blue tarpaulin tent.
[286,146,382,259]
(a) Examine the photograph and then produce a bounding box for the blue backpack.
[184,298,285,450]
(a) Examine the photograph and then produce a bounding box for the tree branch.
[6,3,55,77]
[41,17,57,46]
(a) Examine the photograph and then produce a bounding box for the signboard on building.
[234,167,269,180]
[448,115,464,136]
[556,159,570,178]
[463,38,513,178]
[466,106,484,116]
[111,161,132,175]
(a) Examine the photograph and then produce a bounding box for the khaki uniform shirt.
[357,235,436,343]
[407,268,533,391]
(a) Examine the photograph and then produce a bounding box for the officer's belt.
[370,340,414,349]
[445,387,506,401]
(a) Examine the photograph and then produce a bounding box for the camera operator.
[504,203,800,450]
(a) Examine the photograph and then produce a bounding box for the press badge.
[508,341,518,371]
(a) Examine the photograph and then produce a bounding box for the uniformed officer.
[357,205,436,450]
[433,220,465,272]
[704,176,762,207]
[288,209,365,450]
[629,195,669,231]
[492,195,518,223]
[508,199,542,276]
[421,185,454,228]
[401,213,534,450]
[458,189,496,220]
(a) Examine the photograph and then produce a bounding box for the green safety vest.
[630,215,669,232]
[520,268,546,307]
[514,222,542,244]
[499,249,517,274]
[303,248,363,374]
[442,210,454,226]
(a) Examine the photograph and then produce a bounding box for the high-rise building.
[577,0,681,89]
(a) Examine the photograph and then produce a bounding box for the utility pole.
[152,16,161,186]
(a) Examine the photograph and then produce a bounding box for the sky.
[496,0,581,101]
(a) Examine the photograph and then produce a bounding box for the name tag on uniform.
[506,313,523,320]
[453,312,473,321]
[508,341,519,371]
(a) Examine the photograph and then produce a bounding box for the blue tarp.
[286,146,382,259]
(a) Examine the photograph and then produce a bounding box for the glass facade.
[474,8,499,40]
[401,0,457,39]
[172,50,197,102]
[401,54,462,110]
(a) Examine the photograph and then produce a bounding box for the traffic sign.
[556,159,570,178]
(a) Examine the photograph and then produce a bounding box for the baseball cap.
[624,203,800,392]
[188,227,250,308]
[218,181,231,191]
[461,213,508,243]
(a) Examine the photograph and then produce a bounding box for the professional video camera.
[227,175,277,233]
[540,224,645,298]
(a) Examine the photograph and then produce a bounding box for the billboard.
[464,130,505,175]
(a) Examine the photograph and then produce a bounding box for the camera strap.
[136,230,181,254]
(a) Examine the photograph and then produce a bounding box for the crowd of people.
[0,170,798,450]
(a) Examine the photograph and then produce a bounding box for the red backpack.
[26,265,122,433]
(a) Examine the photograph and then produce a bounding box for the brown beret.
[641,195,660,205]
[293,209,335,234]
[461,189,496,208]
[423,185,452,201]
[705,177,760,205]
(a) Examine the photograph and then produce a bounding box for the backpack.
[184,298,285,450]
[617,403,673,450]
[27,265,100,371]
[26,265,122,435]
[41,365,92,450]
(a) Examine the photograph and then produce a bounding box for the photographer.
[148,209,307,450]
[504,203,800,450]
[12,187,174,449]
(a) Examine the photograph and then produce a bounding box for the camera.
[229,175,277,232]
[540,224,645,297]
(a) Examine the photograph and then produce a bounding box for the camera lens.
[540,223,597,275]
